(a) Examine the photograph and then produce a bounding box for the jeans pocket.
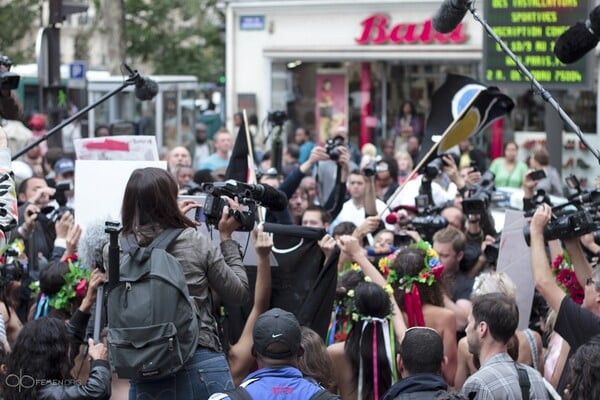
[196,354,234,395]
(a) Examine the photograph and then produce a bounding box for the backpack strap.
[515,363,531,400]
[310,388,339,400]
[224,385,253,400]
[120,228,184,263]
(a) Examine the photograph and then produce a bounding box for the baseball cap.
[253,308,301,359]
[54,158,75,175]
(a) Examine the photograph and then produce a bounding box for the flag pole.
[379,92,483,218]
[242,110,264,224]
[242,110,258,184]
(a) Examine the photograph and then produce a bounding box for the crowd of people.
[0,86,599,400]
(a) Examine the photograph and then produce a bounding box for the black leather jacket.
[37,360,111,400]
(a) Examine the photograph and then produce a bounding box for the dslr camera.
[423,153,459,180]
[325,135,345,161]
[0,55,19,91]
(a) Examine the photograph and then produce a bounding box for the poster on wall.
[315,70,347,144]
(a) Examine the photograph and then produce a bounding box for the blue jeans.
[129,347,234,400]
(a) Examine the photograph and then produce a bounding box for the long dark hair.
[565,334,600,400]
[3,318,73,400]
[345,282,394,400]
[392,247,444,308]
[121,167,195,235]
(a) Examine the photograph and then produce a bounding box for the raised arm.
[530,204,566,312]
[228,226,273,385]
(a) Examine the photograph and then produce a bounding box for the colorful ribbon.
[34,294,49,320]
[358,316,397,400]
[405,285,425,327]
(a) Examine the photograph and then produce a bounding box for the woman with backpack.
[117,167,250,400]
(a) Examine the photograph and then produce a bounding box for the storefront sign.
[356,14,468,45]
[483,0,591,88]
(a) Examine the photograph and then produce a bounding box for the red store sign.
[356,14,468,45]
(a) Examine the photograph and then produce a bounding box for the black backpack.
[106,228,200,381]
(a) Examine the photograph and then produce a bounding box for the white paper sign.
[74,136,159,161]
[75,160,167,231]
[496,209,535,331]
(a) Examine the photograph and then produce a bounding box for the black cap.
[253,308,301,359]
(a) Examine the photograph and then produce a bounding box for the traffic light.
[49,0,88,25]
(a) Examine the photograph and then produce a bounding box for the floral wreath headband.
[552,250,584,305]
[378,240,444,291]
[30,255,91,318]
[377,240,444,327]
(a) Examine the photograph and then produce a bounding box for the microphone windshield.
[79,219,110,270]
[554,21,599,64]
[253,184,288,211]
[135,77,159,100]
[432,0,470,34]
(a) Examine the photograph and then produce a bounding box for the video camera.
[0,55,19,91]
[200,179,288,231]
[325,135,345,161]
[523,188,600,246]
[462,171,496,215]
[409,194,448,242]
[268,110,288,126]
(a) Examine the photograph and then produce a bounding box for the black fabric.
[382,373,448,400]
[225,122,257,182]
[223,223,337,344]
[555,296,600,394]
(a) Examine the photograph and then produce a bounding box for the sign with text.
[483,0,591,88]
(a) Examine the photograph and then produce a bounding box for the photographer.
[530,204,600,396]
[314,127,358,209]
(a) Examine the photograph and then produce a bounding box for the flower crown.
[0,238,25,263]
[378,240,444,291]
[30,256,91,313]
[551,251,584,305]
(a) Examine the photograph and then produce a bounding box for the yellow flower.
[364,276,372,283]
[347,289,355,298]
[352,312,359,322]
[384,284,394,296]
[427,248,437,257]
[350,263,360,272]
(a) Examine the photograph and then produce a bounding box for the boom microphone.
[554,6,600,64]
[432,0,471,34]
[79,219,110,271]
[245,183,289,212]
[134,76,159,101]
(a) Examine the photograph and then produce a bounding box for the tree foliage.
[124,0,225,82]
[0,0,39,63]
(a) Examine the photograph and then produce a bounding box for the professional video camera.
[200,179,288,231]
[523,189,600,246]
[325,135,345,161]
[268,110,288,126]
[409,194,448,242]
[462,171,496,215]
[0,55,19,91]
